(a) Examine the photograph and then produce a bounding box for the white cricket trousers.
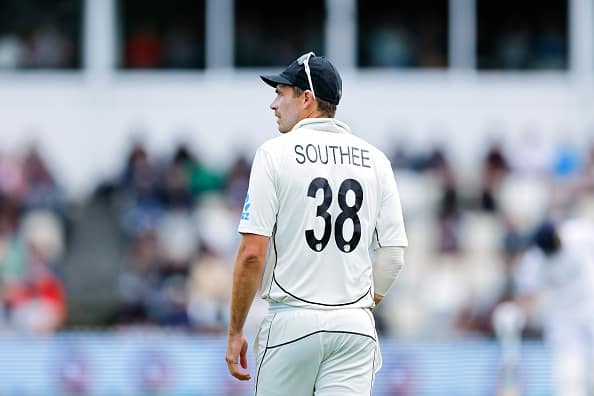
[253,307,381,396]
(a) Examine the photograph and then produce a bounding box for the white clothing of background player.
[514,219,594,396]
[225,52,408,395]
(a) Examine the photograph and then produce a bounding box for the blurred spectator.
[22,145,64,214]
[449,211,508,338]
[0,144,67,335]
[414,15,447,67]
[21,210,65,267]
[119,142,158,199]
[0,198,24,283]
[158,145,194,210]
[145,210,197,327]
[501,216,529,278]
[119,0,205,69]
[25,23,73,68]
[3,242,66,334]
[495,27,531,69]
[365,25,412,67]
[162,27,201,68]
[224,155,251,210]
[186,153,225,200]
[117,142,163,239]
[0,34,24,68]
[480,143,509,212]
[0,152,27,201]
[0,0,81,69]
[2,210,66,334]
[532,27,566,69]
[498,172,552,235]
[111,229,161,326]
[428,148,461,254]
[187,244,231,333]
[156,142,224,205]
[234,21,263,66]
[193,192,242,260]
[234,0,324,67]
[506,127,553,176]
[157,210,198,267]
[390,144,411,170]
[358,0,447,68]
[478,0,567,70]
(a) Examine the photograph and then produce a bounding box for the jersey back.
[238,119,407,309]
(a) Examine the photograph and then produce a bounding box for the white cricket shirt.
[515,219,594,322]
[238,118,408,309]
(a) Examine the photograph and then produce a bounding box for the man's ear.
[303,90,316,107]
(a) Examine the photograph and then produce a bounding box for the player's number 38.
[305,177,363,253]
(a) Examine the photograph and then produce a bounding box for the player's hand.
[373,293,383,305]
[226,333,251,381]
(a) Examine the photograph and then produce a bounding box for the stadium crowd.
[0,0,568,71]
[0,133,593,338]
[0,144,67,333]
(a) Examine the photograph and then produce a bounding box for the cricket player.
[225,52,408,395]
[514,219,594,396]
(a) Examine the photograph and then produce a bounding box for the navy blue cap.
[534,221,560,255]
[260,53,342,105]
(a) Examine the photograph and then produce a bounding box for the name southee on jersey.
[294,144,372,168]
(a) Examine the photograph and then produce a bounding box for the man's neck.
[300,109,324,120]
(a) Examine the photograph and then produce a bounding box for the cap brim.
[260,74,294,88]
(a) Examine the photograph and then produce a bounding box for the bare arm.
[225,233,269,381]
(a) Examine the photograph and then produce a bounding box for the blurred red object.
[125,27,163,68]
[4,256,66,334]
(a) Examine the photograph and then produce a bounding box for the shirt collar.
[291,118,352,134]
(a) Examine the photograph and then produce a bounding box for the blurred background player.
[514,219,594,396]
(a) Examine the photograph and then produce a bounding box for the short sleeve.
[373,159,408,248]
[237,147,278,236]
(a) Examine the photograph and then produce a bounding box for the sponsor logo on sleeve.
[241,194,250,220]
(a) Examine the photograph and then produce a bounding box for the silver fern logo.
[241,194,251,220]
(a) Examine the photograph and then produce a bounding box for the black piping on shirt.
[266,222,278,298]
[272,274,372,307]
[267,330,376,350]
[374,228,382,248]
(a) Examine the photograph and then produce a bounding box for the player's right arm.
[227,143,278,381]
[226,233,269,381]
